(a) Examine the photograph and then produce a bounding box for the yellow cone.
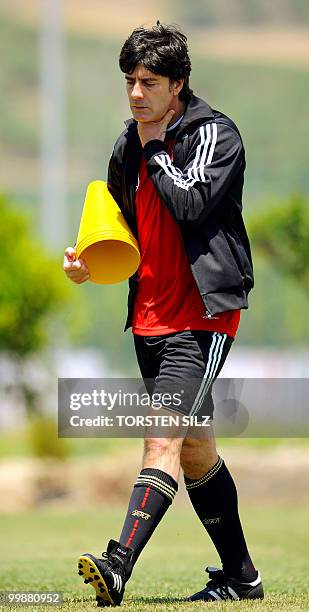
[76,180,140,284]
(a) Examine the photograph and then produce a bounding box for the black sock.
[185,456,257,582]
[119,468,178,571]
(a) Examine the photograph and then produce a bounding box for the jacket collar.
[124,95,214,134]
[179,95,214,133]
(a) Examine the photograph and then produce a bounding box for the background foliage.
[0,194,68,355]
[0,4,308,372]
[249,194,309,291]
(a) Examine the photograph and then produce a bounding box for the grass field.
[1,505,308,611]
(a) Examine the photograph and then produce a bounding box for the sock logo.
[202,516,221,525]
[131,510,151,520]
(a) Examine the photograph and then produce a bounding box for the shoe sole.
[78,555,115,607]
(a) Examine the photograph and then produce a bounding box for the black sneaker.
[186,566,264,602]
[78,539,133,607]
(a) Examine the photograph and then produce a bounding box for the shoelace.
[101,552,125,576]
[205,568,231,600]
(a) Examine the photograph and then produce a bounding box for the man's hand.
[138,109,175,147]
[63,246,90,284]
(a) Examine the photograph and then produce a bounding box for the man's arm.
[142,122,244,226]
[107,144,124,209]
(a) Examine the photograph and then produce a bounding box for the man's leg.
[117,333,186,570]
[78,428,183,607]
[180,427,257,582]
[118,429,183,568]
[77,335,184,606]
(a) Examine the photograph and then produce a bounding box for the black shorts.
[134,330,233,421]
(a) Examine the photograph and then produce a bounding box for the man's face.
[125,64,177,123]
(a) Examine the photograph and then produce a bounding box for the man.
[64,22,263,607]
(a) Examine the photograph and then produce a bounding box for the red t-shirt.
[132,139,240,338]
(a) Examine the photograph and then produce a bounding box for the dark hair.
[119,21,193,103]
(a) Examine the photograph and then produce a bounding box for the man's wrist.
[143,139,167,162]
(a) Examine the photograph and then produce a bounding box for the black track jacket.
[107,95,254,332]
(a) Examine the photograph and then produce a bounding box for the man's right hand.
[63,246,90,284]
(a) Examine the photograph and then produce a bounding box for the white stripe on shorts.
[189,332,227,418]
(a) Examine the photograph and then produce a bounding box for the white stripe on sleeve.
[153,122,217,192]
[207,122,218,165]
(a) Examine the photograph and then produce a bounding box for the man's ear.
[171,79,184,97]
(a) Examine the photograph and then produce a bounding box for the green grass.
[1,504,308,611]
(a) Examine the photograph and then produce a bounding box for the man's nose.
[131,81,143,99]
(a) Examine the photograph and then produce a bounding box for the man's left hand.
[138,109,175,147]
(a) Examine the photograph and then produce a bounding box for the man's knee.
[180,437,205,463]
[181,436,212,453]
[182,436,200,449]
[144,436,182,459]
[180,436,217,477]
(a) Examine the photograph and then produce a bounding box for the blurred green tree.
[0,193,69,355]
[249,194,309,291]
[0,194,75,457]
